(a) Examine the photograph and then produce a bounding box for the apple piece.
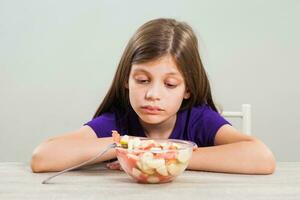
[132,167,142,178]
[147,176,160,183]
[140,140,155,149]
[167,163,185,176]
[156,164,168,176]
[140,152,153,164]
[141,162,155,175]
[145,158,165,169]
[133,137,141,148]
[136,160,143,170]
[128,139,134,151]
[177,149,191,163]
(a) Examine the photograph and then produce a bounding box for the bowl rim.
[115,138,197,153]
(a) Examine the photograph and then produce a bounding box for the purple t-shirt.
[83,104,231,147]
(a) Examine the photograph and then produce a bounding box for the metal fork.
[41,143,117,184]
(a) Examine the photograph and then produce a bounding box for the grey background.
[0,0,299,163]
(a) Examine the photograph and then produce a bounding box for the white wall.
[1,0,299,162]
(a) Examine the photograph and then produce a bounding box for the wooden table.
[1,162,299,199]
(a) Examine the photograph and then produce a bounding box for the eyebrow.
[132,69,180,76]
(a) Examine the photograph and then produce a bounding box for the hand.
[193,144,198,151]
[106,160,123,171]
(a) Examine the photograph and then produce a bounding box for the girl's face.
[127,55,190,125]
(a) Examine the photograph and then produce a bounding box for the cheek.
[128,84,144,102]
[172,88,188,105]
[171,85,186,98]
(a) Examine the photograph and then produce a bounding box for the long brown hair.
[92,18,218,120]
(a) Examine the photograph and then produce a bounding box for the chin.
[137,114,166,124]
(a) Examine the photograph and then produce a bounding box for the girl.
[31,18,275,174]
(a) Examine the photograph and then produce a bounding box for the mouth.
[141,106,163,114]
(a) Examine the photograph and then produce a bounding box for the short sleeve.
[190,105,231,147]
[83,112,118,138]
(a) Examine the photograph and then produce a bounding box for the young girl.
[31,18,275,174]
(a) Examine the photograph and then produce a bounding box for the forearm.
[187,140,276,174]
[31,137,116,172]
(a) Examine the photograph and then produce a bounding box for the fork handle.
[41,143,117,184]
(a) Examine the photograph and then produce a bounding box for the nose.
[145,83,161,101]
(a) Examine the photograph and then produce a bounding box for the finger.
[106,164,119,170]
[112,130,121,143]
[106,162,121,170]
[111,165,121,170]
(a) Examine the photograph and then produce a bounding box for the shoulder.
[185,104,231,146]
[85,112,117,125]
[189,104,229,126]
[189,104,220,121]
[83,112,118,138]
[177,104,217,126]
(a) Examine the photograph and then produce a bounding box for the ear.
[183,90,190,99]
[125,81,129,89]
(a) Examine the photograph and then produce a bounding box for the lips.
[141,106,163,114]
[141,106,163,111]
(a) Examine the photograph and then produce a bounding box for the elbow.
[259,145,276,175]
[30,152,45,173]
[30,142,49,173]
[249,139,276,175]
[264,152,276,174]
[30,154,43,173]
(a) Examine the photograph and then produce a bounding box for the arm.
[187,125,276,174]
[30,126,116,173]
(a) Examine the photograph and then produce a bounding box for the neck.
[139,114,177,139]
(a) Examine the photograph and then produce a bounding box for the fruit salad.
[112,131,195,184]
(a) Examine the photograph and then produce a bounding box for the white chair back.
[221,104,251,135]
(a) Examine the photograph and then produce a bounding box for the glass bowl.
[115,138,196,184]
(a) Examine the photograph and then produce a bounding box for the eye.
[133,74,150,84]
[165,83,177,88]
[135,79,149,84]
